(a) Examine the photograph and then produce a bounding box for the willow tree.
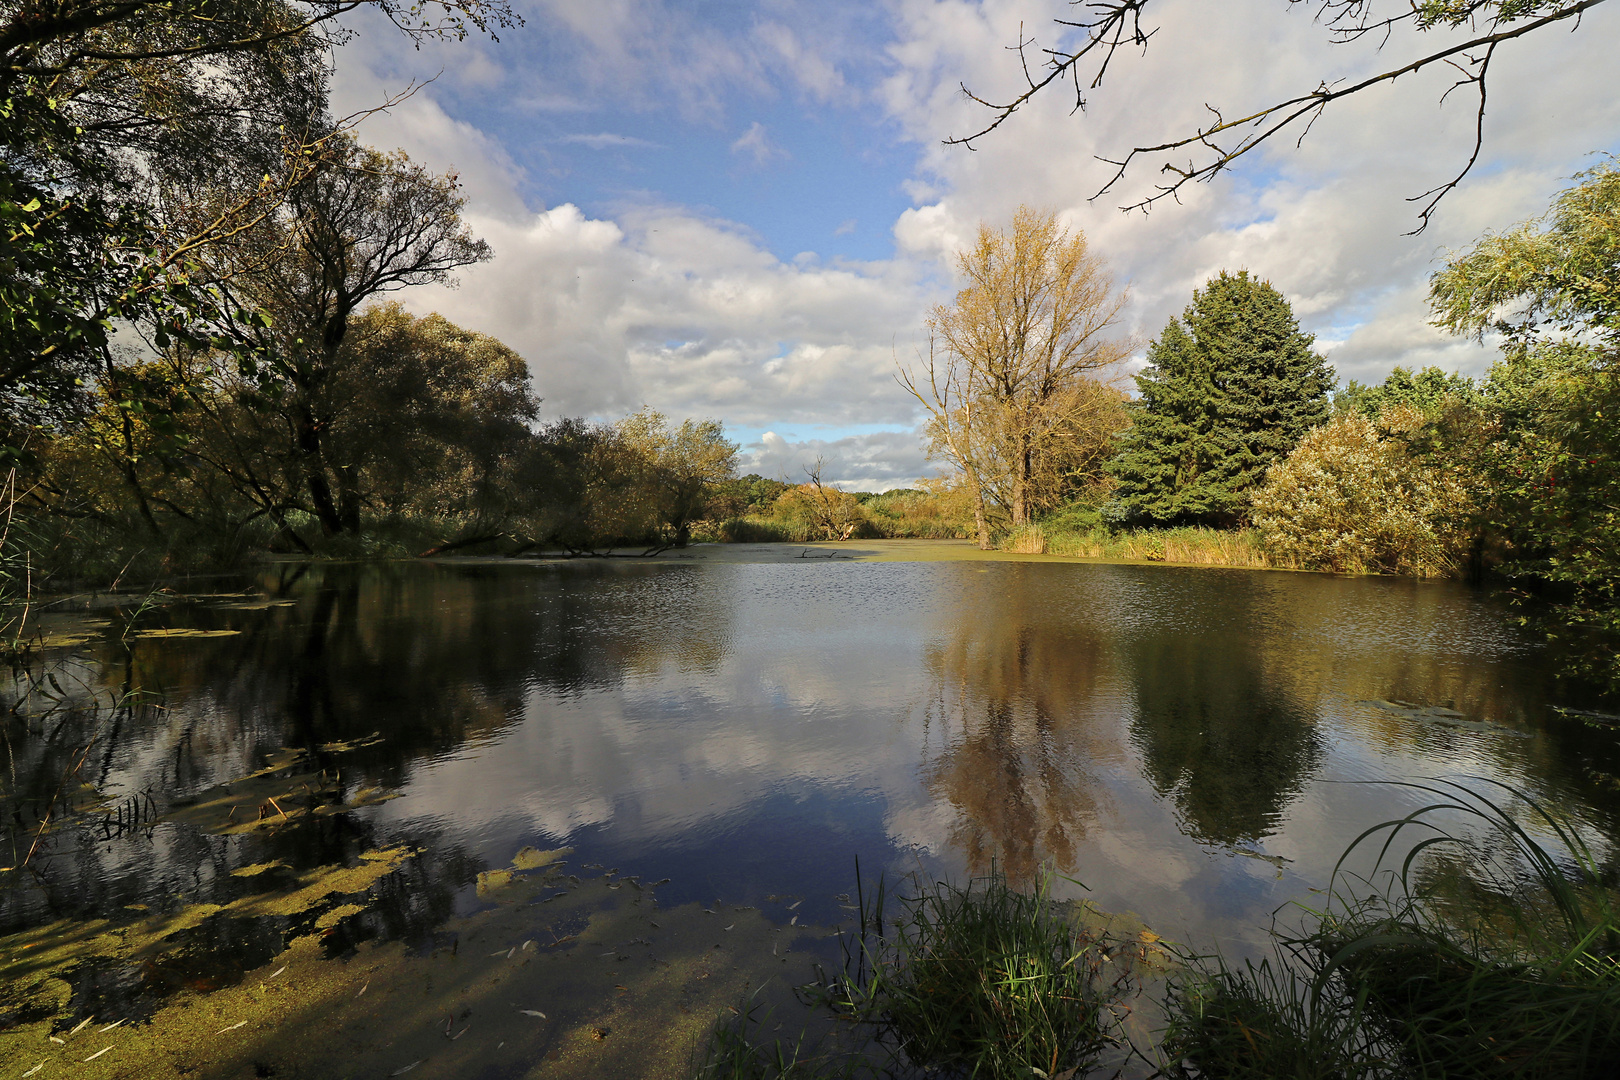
[901,206,1132,548]
[203,137,491,536]
[1429,159,1620,688]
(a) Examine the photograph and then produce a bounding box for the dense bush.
[1250,406,1476,576]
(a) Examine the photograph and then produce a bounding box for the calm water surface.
[8,550,1620,966]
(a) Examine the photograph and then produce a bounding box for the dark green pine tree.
[1109,271,1334,526]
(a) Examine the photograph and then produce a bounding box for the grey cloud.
[743,429,935,491]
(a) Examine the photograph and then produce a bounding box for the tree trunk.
[294,407,343,535]
[337,466,361,533]
[972,480,992,550]
[1010,434,1033,527]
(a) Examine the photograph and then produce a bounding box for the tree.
[952,1,1608,230]
[207,137,491,536]
[1334,365,1480,418]
[31,304,537,557]
[1109,271,1334,527]
[1429,162,1620,687]
[318,304,537,525]
[0,0,518,446]
[1431,157,1620,342]
[901,206,1132,548]
[793,458,865,541]
[615,407,739,548]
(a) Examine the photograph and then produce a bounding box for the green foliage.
[1414,1,1587,31]
[1251,407,1478,576]
[507,411,738,554]
[1475,342,1620,686]
[1333,365,1480,419]
[1163,952,1379,1080]
[615,407,740,547]
[1,0,517,457]
[712,483,973,544]
[709,474,794,518]
[1109,271,1334,527]
[1428,161,1620,688]
[1431,157,1620,342]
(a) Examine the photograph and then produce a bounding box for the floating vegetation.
[477,847,573,896]
[2,849,829,1079]
[130,628,244,640]
[159,740,400,835]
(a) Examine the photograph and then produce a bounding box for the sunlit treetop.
[1430,158,1620,341]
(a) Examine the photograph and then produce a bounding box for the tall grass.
[692,864,1146,1080]
[1163,948,1384,1080]
[1029,524,1283,569]
[818,864,1142,1078]
[1163,779,1620,1079]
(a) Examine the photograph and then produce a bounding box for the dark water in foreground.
[6,551,1620,987]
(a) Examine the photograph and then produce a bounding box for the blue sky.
[337,0,1620,488]
[402,5,921,267]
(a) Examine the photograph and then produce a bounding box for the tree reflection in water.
[916,564,1332,875]
[918,568,1125,884]
[1127,635,1324,846]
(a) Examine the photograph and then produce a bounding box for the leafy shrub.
[1251,407,1475,576]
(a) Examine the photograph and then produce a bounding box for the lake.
[4,543,1618,1076]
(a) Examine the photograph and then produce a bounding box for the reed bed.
[1031,525,1284,569]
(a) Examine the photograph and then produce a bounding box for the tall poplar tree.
[1109,271,1333,526]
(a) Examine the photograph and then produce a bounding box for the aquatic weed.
[690,985,852,1080]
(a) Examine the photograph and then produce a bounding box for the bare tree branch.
[947,0,1609,231]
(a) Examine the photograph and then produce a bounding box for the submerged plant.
[1162,779,1620,1079]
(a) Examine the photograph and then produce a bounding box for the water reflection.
[1127,626,1325,847]
[5,555,1619,970]
[918,569,1123,883]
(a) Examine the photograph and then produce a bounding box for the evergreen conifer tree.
[1109,271,1333,526]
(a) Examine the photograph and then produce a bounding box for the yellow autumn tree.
[901,206,1132,547]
